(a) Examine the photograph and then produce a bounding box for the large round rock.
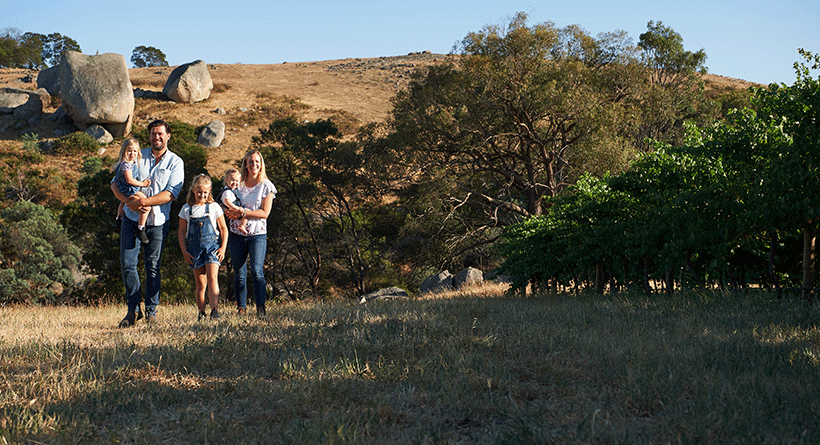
[163,60,213,103]
[58,51,134,137]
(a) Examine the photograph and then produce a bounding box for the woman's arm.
[244,193,274,220]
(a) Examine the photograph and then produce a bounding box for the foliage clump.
[51,132,100,156]
[0,201,81,303]
[131,45,168,68]
[499,50,820,296]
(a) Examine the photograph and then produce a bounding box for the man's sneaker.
[137,228,149,244]
[210,308,220,319]
[256,306,266,319]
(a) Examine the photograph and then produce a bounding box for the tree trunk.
[802,226,815,303]
[768,231,782,298]
[594,262,605,294]
[643,255,651,296]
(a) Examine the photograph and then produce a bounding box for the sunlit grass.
[1,287,819,444]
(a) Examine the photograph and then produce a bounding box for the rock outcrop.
[163,60,213,103]
[453,267,484,290]
[58,51,134,137]
[197,120,225,147]
[359,286,409,303]
[36,65,60,95]
[420,270,453,294]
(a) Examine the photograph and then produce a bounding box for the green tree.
[499,50,820,297]
[635,21,716,149]
[0,29,41,68]
[392,13,641,222]
[40,32,81,66]
[131,45,168,68]
[390,14,705,268]
[0,201,81,303]
[255,117,389,297]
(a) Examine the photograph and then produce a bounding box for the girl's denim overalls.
[187,203,220,269]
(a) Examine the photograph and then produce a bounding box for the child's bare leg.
[206,263,220,310]
[194,267,208,313]
[117,202,124,219]
[133,192,149,228]
[223,201,249,234]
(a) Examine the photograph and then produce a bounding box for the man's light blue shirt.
[120,147,184,226]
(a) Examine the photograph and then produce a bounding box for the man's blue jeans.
[228,232,267,309]
[120,216,169,316]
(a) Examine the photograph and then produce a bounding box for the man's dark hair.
[147,119,170,134]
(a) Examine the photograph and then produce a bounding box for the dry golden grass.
[2,288,819,444]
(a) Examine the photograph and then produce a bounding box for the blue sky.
[5,0,818,85]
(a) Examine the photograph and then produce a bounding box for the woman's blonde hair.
[117,138,141,164]
[185,174,215,206]
[240,149,268,183]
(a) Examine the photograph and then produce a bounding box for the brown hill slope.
[0,54,763,191]
[0,52,448,175]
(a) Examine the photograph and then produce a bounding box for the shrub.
[0,200,81,303]
[51,131,100,156]
[20,132,39,152]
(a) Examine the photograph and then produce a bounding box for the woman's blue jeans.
[228,232,267,309]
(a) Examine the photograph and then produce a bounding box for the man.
[111,119,184,327]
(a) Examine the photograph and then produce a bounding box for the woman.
[225,150,276,317]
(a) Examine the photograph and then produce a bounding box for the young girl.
[114,138,151,243]
[218,168,248,234]
[178,174,229,320]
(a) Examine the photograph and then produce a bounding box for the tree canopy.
[388,13,714,268]
[0,30,80,68]
[131,45,168,68]
[499,49,820,297]
[0,201,81,303]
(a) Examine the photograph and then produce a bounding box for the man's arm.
[134,190,174,208]
[111,182,128,204]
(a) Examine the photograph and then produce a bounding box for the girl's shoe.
[210,309,220,319]
[197,311,207,321]
[137,228,149,244]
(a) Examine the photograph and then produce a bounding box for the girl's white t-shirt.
[179,203,224,238]
[232,179,277,236]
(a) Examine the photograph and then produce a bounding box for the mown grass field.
[1,284,819,444]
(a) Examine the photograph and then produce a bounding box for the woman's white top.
[232,179,277,236]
